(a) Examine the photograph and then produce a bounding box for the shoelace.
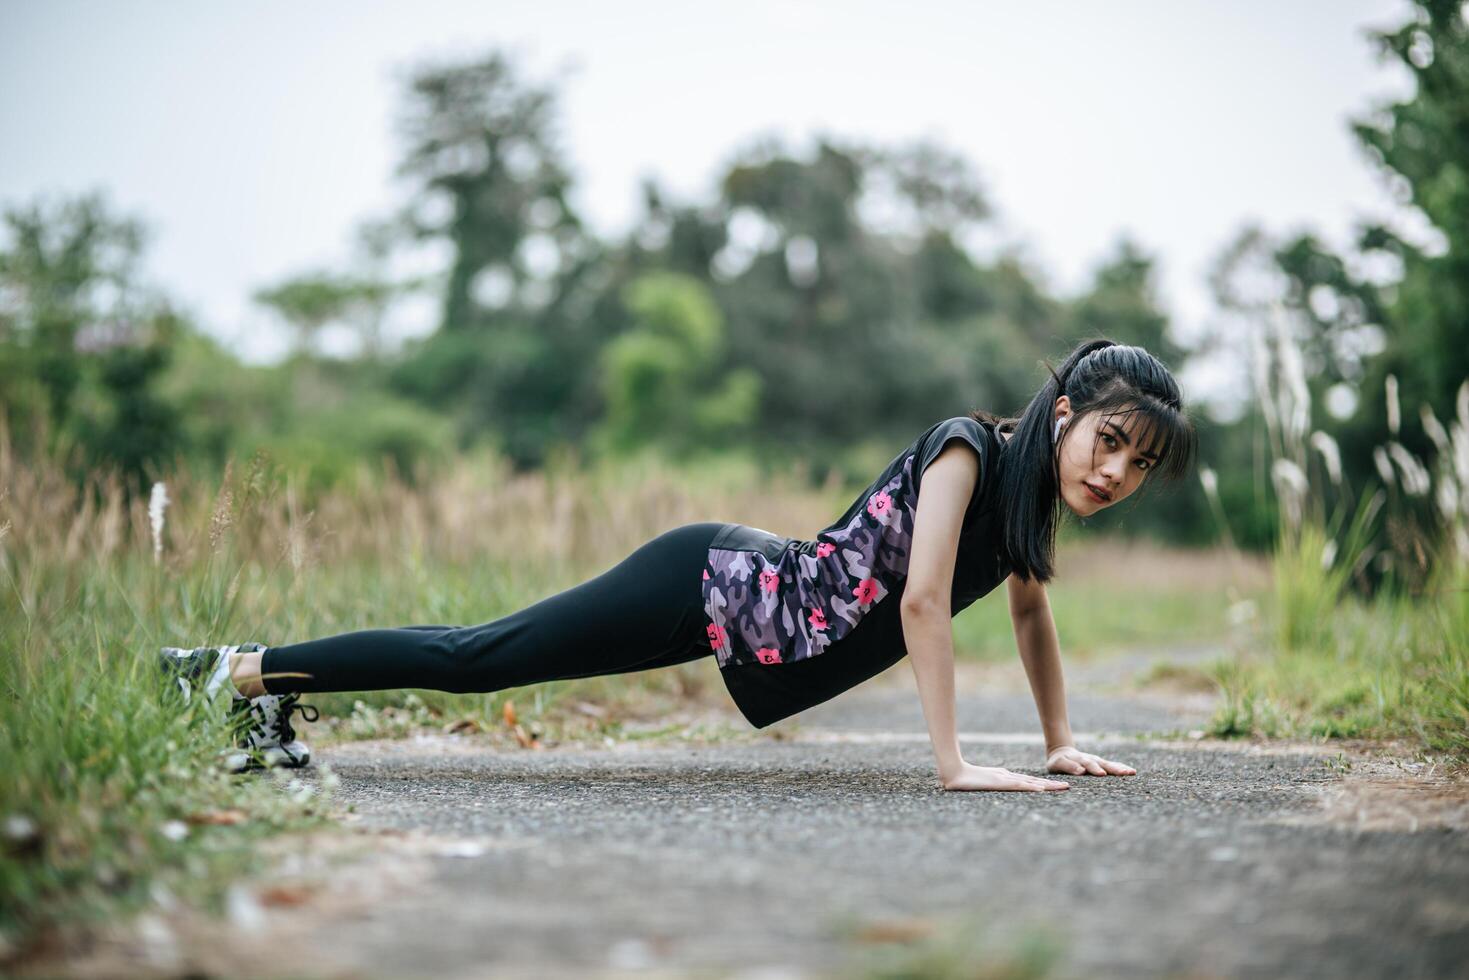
[270,692,320,745]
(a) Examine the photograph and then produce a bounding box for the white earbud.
[1053,415,1069,442]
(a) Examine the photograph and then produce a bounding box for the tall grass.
[1203,307,1469,763]
[0,448,330,955]
[0,425,850,951]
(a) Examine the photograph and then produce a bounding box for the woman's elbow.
[900,592,948,618]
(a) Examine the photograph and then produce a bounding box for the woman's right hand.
[940,762,1070,792]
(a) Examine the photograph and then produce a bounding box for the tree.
[253,273,365,357]
[594,272,760,458]
[0,192,181,486]
[1066,237,1186,367]
[1196,1,1469,572]
[396,51,587,333]
[0,192,146,433]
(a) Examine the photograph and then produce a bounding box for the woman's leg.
[253,522,725,696]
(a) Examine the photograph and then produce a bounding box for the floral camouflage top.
[702,416,999,670]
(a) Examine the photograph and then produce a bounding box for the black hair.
[968,338,1197,584]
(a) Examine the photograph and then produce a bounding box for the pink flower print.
[758,569,780,593]
[706,623,728,650]
[853,577,880,605]
[816,541,835,559]
[703,568,710,580]
[755,647,783,665]
[866,490,893,520]
[808,607,829,631]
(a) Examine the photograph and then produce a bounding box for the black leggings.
[259,522,724,696]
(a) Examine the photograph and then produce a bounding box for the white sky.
[0,0,1420,418]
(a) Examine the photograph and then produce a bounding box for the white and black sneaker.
[233,690,318,771]
[159,643,318,772]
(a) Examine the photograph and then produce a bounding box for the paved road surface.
[37,651,1467,979]
[245,654,1469,979]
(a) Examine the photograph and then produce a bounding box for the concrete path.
[41,649,1469,979]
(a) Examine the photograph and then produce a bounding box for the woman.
[162,338,1196,792]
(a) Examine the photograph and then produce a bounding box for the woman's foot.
[158,643,318,772]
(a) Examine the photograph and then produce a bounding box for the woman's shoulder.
[916,415,998,473]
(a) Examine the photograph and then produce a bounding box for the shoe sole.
[226,748,313,773]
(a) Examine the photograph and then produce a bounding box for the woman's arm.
[903,444,1069,792]
[1006,576,1136,777]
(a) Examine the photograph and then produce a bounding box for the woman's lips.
[1085,483,1110,503]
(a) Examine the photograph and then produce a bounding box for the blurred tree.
[0,192,182,487]
[73,316,183,484]
[253,273,365,357]
[1210,225,1387,395]
[0,193,145,434]
[593,271,760,458]
[253,253,417,362]
[1065,237,1186,367]
[616,135,1077,485]
[1348,0,1469,431]
[396,51,587,333]
[1197,0,1469,573]
[860,139,993,243]
[390,51,610,466]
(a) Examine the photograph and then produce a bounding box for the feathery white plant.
[1453,381,1469,513]
[1421,404,1450,455]
[1386,442,1431,497]
[1372,446,1397,489]
[1272,305,1311,458]
[1198,466,1219,499]
[1250,323,1281,460]
[1435,475,1460,523]
[1385,374,1401,435]
[1309,431,1342,486]
[148,481,169,564]
[1270,459,1309,530]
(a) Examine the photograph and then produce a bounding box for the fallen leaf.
[502,700,518,727]
[258,883,316,907]
[512,724,545,750]
[186,809,248,826]
[854,918,938,944]
[443,718,482,735]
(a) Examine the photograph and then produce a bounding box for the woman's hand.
[1045,745,1136,777]
[940,762,1071,792]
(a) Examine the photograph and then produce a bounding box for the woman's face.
[1053,397,1157,516]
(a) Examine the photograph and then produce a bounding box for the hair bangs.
[1098,400,1194,482]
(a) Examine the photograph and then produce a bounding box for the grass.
[1207,554,1469,759]
[839,912,1063,980]
[1186,315,1469,767]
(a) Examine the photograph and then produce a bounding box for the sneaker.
[235,690,318,771]
[159,643,319,772]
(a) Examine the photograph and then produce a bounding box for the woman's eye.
[1102,434,1117,448]
[1136,459,1150,471]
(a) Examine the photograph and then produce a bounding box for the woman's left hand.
[1045,745,1136,777]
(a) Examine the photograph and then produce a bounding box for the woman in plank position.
[163,338,1195,792]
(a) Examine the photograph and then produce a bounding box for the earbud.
[1052,415,1069,442]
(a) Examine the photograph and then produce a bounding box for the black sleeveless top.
[701,416,1012,727]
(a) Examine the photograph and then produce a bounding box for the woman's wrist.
[1043,724,1075,756]
[936,753,966,783]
